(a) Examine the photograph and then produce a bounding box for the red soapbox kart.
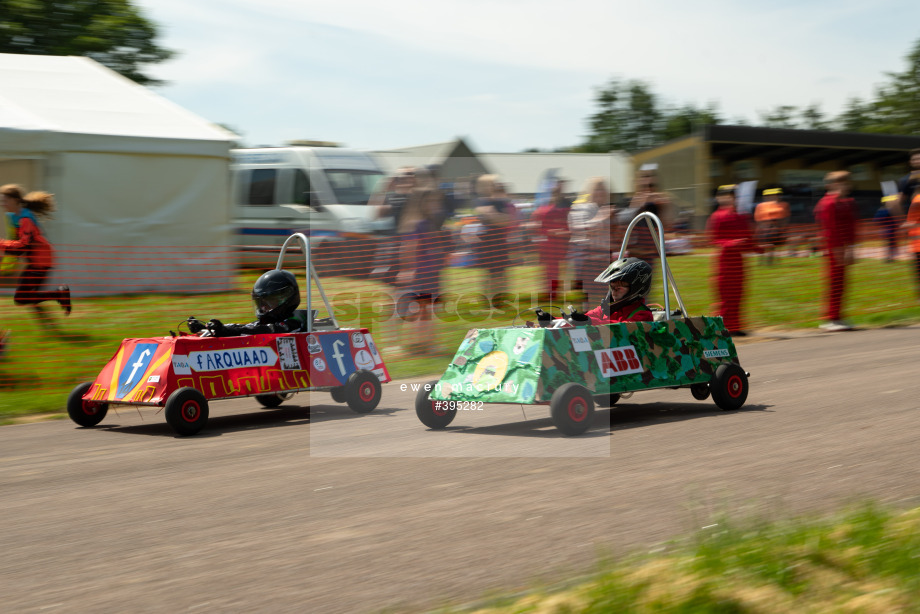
[66,234,390,436]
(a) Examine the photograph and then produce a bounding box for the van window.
[326,170,384,205]
[248,169,277,205]
[292,169,310,205]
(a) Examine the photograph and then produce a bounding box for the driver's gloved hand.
[568,308,590,324]
[207,318,227,337]
[600,294,612,317]
[187,316,206,334]
[534,308,553,328]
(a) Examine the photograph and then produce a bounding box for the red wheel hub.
[181,400,201,422]
[727,375,744,398]
[567,396,588,422]
[82,403,99,416]
[431,400,447,416]
[359,382,375,402]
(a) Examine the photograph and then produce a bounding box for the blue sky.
[136,0,920,152]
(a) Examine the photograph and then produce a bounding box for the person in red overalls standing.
[706,184,759,336]
[531,178,572,301]
[0,184,71,315]
[814,171,858,331]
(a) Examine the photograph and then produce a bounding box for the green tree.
[800,104,831,130]
[836,97,878,132]
[582,79,663,153]
[660,103,721,142]
[758,105,799,129]
[870,37,920,135]
[0,0,174,85]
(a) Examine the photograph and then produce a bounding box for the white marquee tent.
[0,53,238,295]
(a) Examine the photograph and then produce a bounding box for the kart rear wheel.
[67,381,108,427]
[593,393,621,408]
[415,379,456,429]
[165,387,209,436]
[690,383,711,401]
[255,392,294,409]
[551,383,595,436]
[330,386,346,403]
[345,370,381,414]
[711,364,748,411]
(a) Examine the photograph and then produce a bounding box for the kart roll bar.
[276,233,339,333]
[617,211,688,320]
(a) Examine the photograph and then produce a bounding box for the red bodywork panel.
[85,329,390,405]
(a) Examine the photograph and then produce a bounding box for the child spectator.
[754,187,790,265]
[874,194,902,262]
[0,184,71,315]
[901,175,920,296]
[814,171,858,332]
[706,184,759,336]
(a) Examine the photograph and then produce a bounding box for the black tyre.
[690,383,711,401]
[550,383,595,436]
[330,386,346,403]
[415,379,456,429]
[67,381,108,427]
[593,393,621,408]
[165,387,209,436]
[255,392,294,409]
[345,370,381,414]
[710,364,748,411]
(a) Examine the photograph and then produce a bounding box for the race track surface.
[2,326,920,613]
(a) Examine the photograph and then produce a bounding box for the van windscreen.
[326,170,385,205]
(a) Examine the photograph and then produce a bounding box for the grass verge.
[435,503,920,613]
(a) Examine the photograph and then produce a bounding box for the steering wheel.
[511,305,565,327]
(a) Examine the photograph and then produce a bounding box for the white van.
[231,146,387,271]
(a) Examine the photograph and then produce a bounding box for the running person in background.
[0,184,71,314]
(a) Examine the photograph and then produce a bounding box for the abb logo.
[594,345,644,378]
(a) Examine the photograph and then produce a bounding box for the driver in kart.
[187,270,312,337]
[537,257,654,326]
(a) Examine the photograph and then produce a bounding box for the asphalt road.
[2,326,920,613]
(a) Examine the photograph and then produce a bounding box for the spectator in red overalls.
[0,184,71,315]
[814,171,858,332]
[531,178,572,300]
[706,184,759,336]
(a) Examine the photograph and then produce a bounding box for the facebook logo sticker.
[317,333,355,384]
[117,343,158,398]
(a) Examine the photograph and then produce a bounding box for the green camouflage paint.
[429,317,739,403]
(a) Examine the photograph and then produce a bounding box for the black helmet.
[252,269,300,323]
[594,257,653,311]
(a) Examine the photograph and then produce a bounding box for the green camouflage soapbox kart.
[415,212,750,436]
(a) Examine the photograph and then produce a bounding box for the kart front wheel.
[255,392,294,409]
[551,384,595,436]
[67,381,108,427]
[711,364,748,411]
[593,393,620,408]
[345,370,381,414]
[415,379,456,429]
[165,387,209,436]
[330,386,346,403]
[690,383,711,401]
